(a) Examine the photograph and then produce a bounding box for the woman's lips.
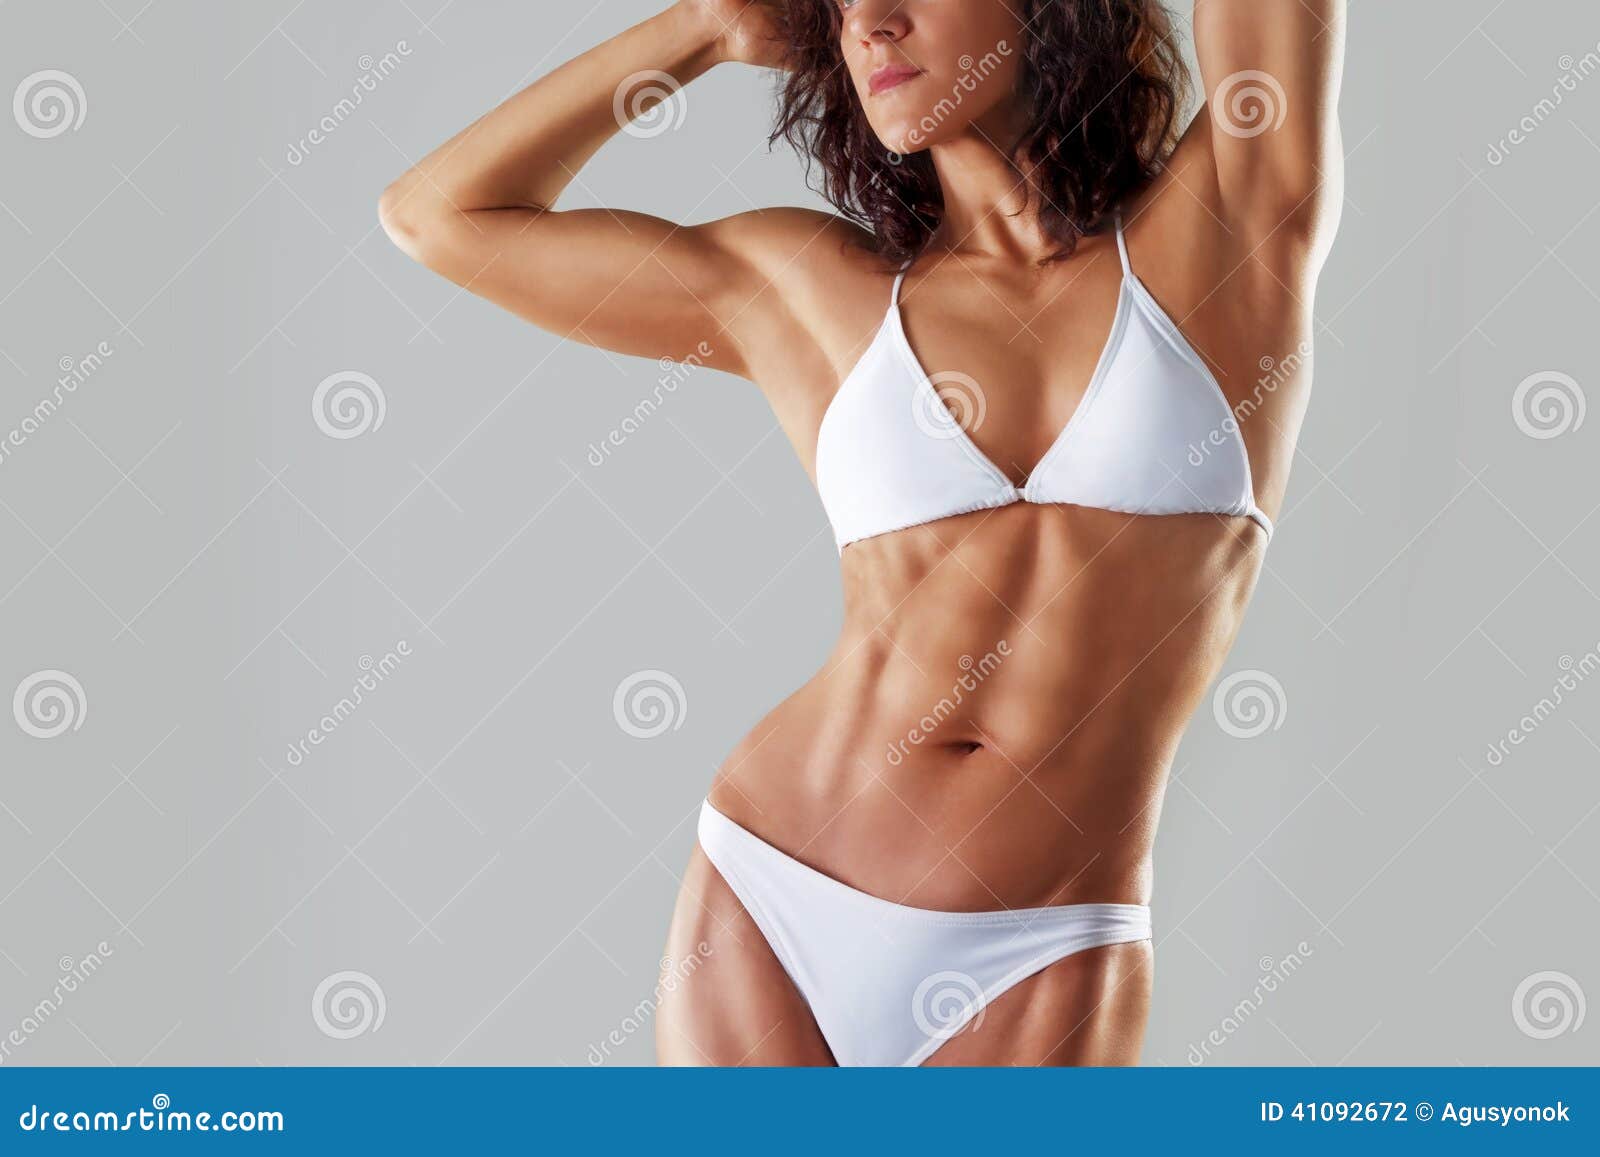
[868,65,923,96]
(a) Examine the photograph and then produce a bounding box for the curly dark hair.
[773,0,1187,263]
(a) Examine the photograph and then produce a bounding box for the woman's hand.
[682,0,788,70]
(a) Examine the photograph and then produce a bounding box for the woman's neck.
[925,126,1054,262]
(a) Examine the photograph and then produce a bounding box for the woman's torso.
[707,167,1314,913]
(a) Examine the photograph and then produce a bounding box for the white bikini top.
[815,215,1273,551]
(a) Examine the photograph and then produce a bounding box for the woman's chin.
[873,123,935,158]
[872,115,978,157]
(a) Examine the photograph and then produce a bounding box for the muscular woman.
[379,0,1345,1066]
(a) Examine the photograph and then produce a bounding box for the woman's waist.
[707,711,1168,912]
[773,632,1206,769]
[701,612,1221,910]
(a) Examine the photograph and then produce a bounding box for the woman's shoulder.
[707,207,883,275]
[702,205,903,324]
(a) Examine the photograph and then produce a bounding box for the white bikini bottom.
[697,800,1152,1066]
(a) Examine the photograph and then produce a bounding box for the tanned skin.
[380,0,1346,1066]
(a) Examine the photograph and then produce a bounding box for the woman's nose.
[844,0,913,50]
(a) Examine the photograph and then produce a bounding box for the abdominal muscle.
[705,499,1265,915]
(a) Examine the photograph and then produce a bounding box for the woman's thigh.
[921,941,1154,1066]
[655,845,835,1066]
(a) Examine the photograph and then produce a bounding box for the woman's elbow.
[378,175,451,265]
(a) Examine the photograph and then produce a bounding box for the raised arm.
[377,2,796,377]
[1193,0,1346,249]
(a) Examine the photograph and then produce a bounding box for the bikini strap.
[890,260,913,307]
[1113,211,1132,278]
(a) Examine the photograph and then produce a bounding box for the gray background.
[1,0,1596,1067]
